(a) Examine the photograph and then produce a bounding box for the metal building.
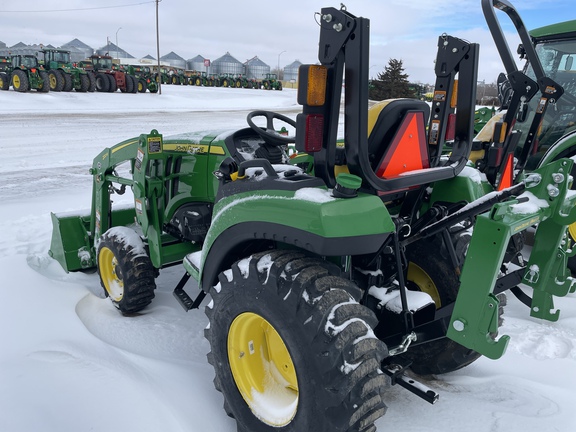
[244,56,270,80]
[96,42,135,59]
[61,39,94,62]
[187,55,206,72]
[213,52,244,75]
[283,60,302,82]
[160,51,186,69]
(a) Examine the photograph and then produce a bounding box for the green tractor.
[262,72,282,90]
[0,55,49,93]
[49,1,576,431]
[456,1,576,275]
[125,65,158,93]
[171,69,188,85]
[39,48,94,92]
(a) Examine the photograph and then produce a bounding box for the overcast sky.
[0,0,573,83]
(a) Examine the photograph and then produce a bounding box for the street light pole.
[277,50,286,79]
[156,0,162,95]
[115,27,122,62]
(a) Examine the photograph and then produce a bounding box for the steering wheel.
[247,110,296,146]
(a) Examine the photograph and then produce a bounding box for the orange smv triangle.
[497,153,514,191]
[376,111,429,178]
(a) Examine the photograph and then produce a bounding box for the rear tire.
[62,72,73,91]
[107,74,117,92]
[138,79,147,93]
[97,227,156,314]
[38,70,50,92]
[206,250,388,432]
[87,72,96,92]
[78,74,90,92]
[398,234,504,375]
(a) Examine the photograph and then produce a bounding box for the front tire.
[206,250,388,432]
[12,70,29,92]
[97,227,156,314]
[48,69,64,91]
[0,72,9,90]
[95,73,110,92]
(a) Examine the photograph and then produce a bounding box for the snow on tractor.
[48,1,576,431]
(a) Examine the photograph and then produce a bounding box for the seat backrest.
[367,99,431,180]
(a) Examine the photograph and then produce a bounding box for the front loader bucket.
[48,211,94,272]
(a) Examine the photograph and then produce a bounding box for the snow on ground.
[1,86,575,432]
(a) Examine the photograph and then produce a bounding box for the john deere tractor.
[49,1,576,431]
[126,65,158,93]
[261,72,282,90]
[458,1,576,275]
[39,48,93,92]
[1,55,49,93]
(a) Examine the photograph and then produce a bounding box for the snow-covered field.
[1,86,575,432]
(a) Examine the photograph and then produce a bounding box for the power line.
[0,1,155,13]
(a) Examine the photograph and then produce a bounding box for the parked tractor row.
[0,52,158,94]
[0,51,282,93]
[159,70,284,90]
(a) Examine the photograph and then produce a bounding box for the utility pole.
[156,0,162,95]
[115,27,122,62]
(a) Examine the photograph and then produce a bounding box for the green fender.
[536,130,576,168]
[196,188,395,289]
[426,164,493,210]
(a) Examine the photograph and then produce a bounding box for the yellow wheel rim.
[98,246,124,302]
[13,75,20,88]
[568,222,576,243]
[407,262,442,307]
[228,312,298,426]
[49,74,57,89]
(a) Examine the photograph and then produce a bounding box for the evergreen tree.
[369,58,414,100]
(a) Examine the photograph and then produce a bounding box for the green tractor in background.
[261,72,282,90]
[460,2,576,274]
[125,65,158,93]
[473,105,496,134]
[39,48,94,92]
[169,69,188,85]
[0,55,49,92]
[48,1,576,431]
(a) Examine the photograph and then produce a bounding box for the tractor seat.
[356,98,466,194]
[367,99,431,178]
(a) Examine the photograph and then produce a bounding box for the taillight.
[304,114,324,152]
[445,113,456,141]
